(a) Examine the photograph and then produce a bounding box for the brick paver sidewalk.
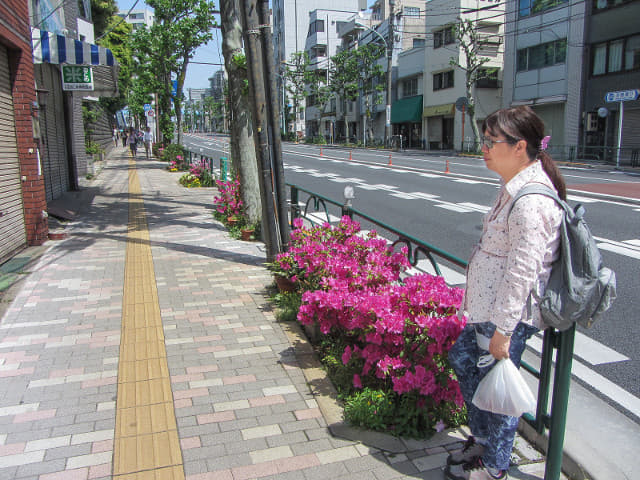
[0,152,554,480]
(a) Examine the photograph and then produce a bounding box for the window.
[403,78,418,97]
[433,26,455,49]
[625,35,640,70]
[307,19,324,37]
[476,68,499,88]
[516,39,567,72]
[519,0,568,17]
[433,70,454,91]
[594,0,633,12]
[592,34,640,75]
[413,38,425,48]
[404,6,420,16]
[310,45,326,59]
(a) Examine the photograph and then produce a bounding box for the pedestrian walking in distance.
[143,126,153,159]
[126,127,138,157]
[445,106,567,480]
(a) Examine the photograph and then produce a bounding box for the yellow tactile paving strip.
[113,159,184,480]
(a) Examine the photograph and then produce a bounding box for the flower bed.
[179,161,214,187]
[269,217,467,438]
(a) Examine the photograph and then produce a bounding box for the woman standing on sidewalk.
[445,106,567,480]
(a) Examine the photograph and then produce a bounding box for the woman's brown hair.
[482,106,567,200]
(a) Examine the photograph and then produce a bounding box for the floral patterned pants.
[449,321,538,470]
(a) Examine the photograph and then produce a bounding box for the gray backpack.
[509,184,616,331]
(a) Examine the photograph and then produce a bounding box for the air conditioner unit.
[586,112,599,132]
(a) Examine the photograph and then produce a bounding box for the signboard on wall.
[61,65,94,91]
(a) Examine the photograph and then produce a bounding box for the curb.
[278,315,582,479]
[278,318,471,454]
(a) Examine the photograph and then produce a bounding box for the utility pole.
[240,0,289,261]
[385,0,395,148]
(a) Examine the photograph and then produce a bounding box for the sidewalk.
[1,148,567,480]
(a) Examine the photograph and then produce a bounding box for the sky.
[115,0,377,91]
[116,0,223,91]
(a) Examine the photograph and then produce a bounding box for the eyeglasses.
[480,136,511,149]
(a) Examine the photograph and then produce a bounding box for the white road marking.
[329,177,365,184]
[567,194,600,203]
[458,202,491,213]
[390,192,439,200]
[454,179,483,184]
[594,237,640,260]
[436,204,476,213]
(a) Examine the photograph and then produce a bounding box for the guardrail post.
[290,185,299,225]
[545,324,576,480]
[220,157,228,181]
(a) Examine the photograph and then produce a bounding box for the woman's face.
[481,130,524,182]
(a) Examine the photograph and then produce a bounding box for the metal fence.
[288,182,575,480]
[461,141,640,168]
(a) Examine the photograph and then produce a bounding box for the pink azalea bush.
[273,216,467,437]
[213,177,244,219]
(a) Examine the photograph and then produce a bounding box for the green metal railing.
[186,150,231,181]
[288,182,575,480]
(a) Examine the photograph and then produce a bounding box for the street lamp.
[354,1,394,148]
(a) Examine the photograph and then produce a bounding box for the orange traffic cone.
[349,150,352,161]
[320,147,323,157]
[388,153,392,166]
[445,158,450,173]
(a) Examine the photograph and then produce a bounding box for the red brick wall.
[0,1,48,245]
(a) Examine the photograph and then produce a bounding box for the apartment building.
[304,8,364,139]
[581,0,640,164]
[502,0,586,149]
[273,0,362,135]
[117,8,155,32]
[423,0,504,150]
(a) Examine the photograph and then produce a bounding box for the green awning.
[423,103,455,117]
[391,95,423,124]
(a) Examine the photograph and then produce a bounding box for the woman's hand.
[489,330,511,359]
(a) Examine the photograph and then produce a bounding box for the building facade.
[117,8,155,32]
[502,0,585,150]
[30,0,118,202]
[581,0,640,165]
[0,0,49,261]
[422,0,504,151]
[273,0,363,136]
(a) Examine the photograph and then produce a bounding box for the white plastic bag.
[472,358,537,417]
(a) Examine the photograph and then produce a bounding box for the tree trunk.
[219,0,262,225]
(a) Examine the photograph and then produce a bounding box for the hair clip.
[540,135,551,151]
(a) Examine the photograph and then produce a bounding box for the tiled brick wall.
[0,1,49,245]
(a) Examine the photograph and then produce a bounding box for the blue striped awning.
[31,29,116,66]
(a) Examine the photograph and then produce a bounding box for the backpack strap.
[508,183,571,217]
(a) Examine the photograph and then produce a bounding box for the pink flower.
[353,374,362,389]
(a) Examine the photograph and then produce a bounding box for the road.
[182,133,640,423]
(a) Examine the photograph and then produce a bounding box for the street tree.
[328,47,367,142]
[281,52,309,137]
[349,42,385,142]
[449,18,500,148]
[138,0,217,145]
[96,15,134,117]
[219,0,262,226]
[90,0,117,39]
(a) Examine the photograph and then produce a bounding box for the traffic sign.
[604,89,639,103]
[455,96,468,112]
[146,109,155,118]
[143,103,152,112]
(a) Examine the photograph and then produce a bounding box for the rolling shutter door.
[0,45,27,263]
